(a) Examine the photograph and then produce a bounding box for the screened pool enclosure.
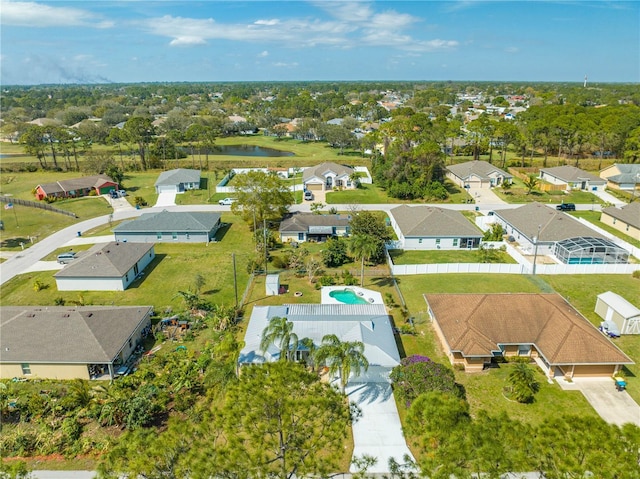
[554,237,629,265]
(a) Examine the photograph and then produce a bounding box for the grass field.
[569,210,640,249]
[492,175,603,204]
[389,248,517,264]
[0,214,253,311]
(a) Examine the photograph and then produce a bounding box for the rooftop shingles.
[425,293,633,366]
[390,205,482,237]
[54,242,154,278]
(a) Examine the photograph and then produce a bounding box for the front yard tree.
[523,174,539,194]
[260,316,299,362]
[218,362,351,478]
[231,170,293,228]
[314,334,369,393]
[506,362,540,403]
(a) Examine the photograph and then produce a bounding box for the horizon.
[1,0,638,86]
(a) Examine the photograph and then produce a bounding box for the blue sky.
[1,1,638,85]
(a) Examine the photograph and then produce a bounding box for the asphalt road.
[0,201,599,286]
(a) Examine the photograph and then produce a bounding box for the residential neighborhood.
[1,77,640,477]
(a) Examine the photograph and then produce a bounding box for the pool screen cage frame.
[553,236,629,265]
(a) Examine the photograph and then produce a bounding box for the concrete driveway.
[155,190,177,207]
[574,379,640,426]
[347,382,415,473]
[468,186,506,205]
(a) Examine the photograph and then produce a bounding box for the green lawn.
[0,214,253,312]
[389,248,517,264]
[493,175,603,205]
[569,210,640,249]
[542,274,640,403]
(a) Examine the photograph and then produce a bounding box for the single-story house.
[279,213,350,243]
[595,291,640,335]
[35,175,118,200]
[493,203,629,264]
[0,305,153,380]
[55,242,155,291]
[600,202,640,241]
[599,164,640,191]
[303,162,356,192]
[154,168,201,194]
[114,210,221,243]
[239,303,399,383]
[388,205,483,250]
[539,166,606,192]
[446,160,512,189]
[425,293,633,378]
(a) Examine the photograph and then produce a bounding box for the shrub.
[270,255,288,269]
[54,297,66,306]
[134,196,148,207]
[390,355,460,406]
[318,275,335,286]
[632,270,640,280]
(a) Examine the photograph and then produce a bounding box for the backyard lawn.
[492,175,603,205]
[0,214,253,312]
[389,248,517,264]
[569,210,640,249]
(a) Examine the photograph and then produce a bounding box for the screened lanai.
[554,237,629,265]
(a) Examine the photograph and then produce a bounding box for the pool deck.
[321,286,384,305]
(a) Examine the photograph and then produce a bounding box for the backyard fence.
[0,195,77,218]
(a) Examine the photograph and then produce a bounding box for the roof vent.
[26,313,35,317]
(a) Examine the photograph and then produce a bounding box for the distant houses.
[302,162,356,192]
[35,175,118,200]
[279,213,351,243]
[539,166,605,192]
[446,161,512,189]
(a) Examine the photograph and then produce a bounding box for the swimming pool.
[328,289,370,304]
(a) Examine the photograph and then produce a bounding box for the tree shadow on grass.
[0,237,31,248]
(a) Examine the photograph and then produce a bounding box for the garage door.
[306,183,323,191]
[572,365,616,377]
[157,185,177,193]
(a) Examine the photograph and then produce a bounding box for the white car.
[218,198,236,206]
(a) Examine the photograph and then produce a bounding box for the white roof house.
[239,303,399,383]
[154,168,201,194]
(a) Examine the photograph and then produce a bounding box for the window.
[436,239,441,245]
[298,233,304,241]
[613,218,616,224]
[21,363,31,375]
[518,345,531,356]
[156,233,162,240]
[134,264,139,276]
[125,273,129,281]
[186,233,190,240]
[418,238,423,244]
[453,238,459,246]
[626,225,629,231]
[172,232,178,240]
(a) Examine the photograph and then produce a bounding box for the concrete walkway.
[347,382,415,473]
[591,189,626,206]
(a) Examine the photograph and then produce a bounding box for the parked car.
[304,191,314,201]
[57,252,77,264]
[118,190,126,196]
[218,198,236,206]
[556,203,576,211]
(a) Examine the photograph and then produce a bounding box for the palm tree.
[314,334,369,393]
[260,316,299,362]
[507,362,540,403]
[348,234,378,287]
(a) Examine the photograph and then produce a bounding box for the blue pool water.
[329,289,369,304]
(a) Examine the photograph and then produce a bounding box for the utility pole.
[263,218,268,276]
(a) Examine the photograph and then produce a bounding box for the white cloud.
[0,0,113,28]
[254,19,280,26]
[272,61,299,68]
[505,46,519,53]
[258,50,269,57]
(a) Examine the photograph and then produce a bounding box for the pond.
[210,145,294,157]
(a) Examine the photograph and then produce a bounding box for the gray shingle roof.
[602,202,640,230]
[303,162,354,182]
[114,210,221,233]
[425,293,633,366]
[54,242,154,278]
[154,168,201,187]
[390,205,482,237]
[493,202,604,242]
[279,213,351,233]
[0,306,152,363]
[540,166,605,184]
[603,164,640,185]
[446,161,512,181]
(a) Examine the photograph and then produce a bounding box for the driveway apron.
[574,379,640,426]
[155,191,177,207]
[347,382,415,473]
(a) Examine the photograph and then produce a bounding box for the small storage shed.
[266,274,280,296]
[595,291,640,335]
